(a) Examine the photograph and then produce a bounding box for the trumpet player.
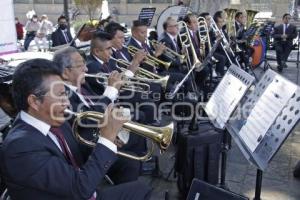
[0,58,152,199]
[53,46,148,184]
[128,20,197,98]
[159,17,184,73]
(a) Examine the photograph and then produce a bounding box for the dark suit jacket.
[127,37,158,73]
[86,55,120,95]
[51,28,74,47]
[159,32,182,71]
[0,116,117,200]
[273,23,297,45]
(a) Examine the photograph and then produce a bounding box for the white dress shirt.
[20,110,117,153]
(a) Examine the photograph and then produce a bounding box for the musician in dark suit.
[199,12,226,76]
[53,46,142,185]
[182,13,210,93]
[210,11,231,69]
[159,17,183,73]
[272,13,297,72]
[51,15,74,47]
[128,20,198,99]
[0,58,151,199]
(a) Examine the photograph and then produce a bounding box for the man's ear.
[62,69,70,81]
[27,94,41,111]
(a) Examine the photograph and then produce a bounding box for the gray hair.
[52,46,79,72]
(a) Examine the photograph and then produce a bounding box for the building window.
[128,0,150,3]
[108,0,121,3]
[152,0,171,2]
[14,0,30,3]
[33,0,52,3]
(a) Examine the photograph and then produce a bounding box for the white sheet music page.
[205,73,247,129]
[239,75,297,152]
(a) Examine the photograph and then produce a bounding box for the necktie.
[192,32,199,48]
[114,50,123,59]
[173,38,179,52]
[50,127,97,200]
[50,127,79,169]
[79,87,94,105]
[102,62,112,73]
[63,30,69,43]
[141,42,149,52]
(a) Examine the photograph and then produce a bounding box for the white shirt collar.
[132,37,143,48]
[20,110,51,136]
[166,32,177,41]
[92,54,104,64]
[65,83,77,92]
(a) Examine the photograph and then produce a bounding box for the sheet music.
[205,73,248,128]
[239,75,297,152]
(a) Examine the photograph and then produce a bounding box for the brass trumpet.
[150,40,186,63]
[125,45,171,70]
[110,57,169,91]
[65,109,174,161]
[85,73,151,94]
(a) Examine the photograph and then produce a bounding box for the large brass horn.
[245,9,259,29]
[65,109,174,161]
[126,45,171,70]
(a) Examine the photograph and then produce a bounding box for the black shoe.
[277,66,283,72]
[283,63,288,68]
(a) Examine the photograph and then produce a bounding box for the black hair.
[12,59,61,112]
[91,31,113,50]
[132,20,148,29]
[282,13,291,19]
[213,11,223,23]
[104,22,127,37]
[183,13,196,24]
[235,11,243,19]
[199,12,210,18]
[57,15,67,22]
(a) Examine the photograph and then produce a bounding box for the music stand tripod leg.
[253,169,263,200]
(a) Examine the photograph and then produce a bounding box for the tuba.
[223,8,238,38]
[65,109,174,161]
[245,9,259,29]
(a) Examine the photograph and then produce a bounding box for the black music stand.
[296,29,300,84]
[260,21,275,71]
[203,65,255,188]
[226,69,300,200]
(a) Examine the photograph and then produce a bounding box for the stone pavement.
[141,57,300,200]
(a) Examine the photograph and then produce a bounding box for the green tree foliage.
[74,0,103,20]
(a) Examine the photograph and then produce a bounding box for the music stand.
[296,29,300,84]
[203,65,255,188]
[260,21,275,71]
[226,69,300,200]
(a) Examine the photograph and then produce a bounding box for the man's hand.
[107,71,124,91]
[100,104,130,143]
[128,50,146,73]
[154,42,167,57]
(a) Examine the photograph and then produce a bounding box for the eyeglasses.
[168,24,178,28]
[36,91,70,102]
[68,61,86,69]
